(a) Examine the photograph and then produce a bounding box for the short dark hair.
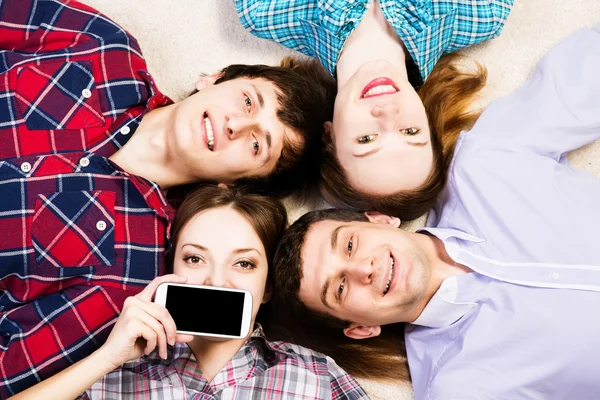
[319,53,487,221]
[215,58,336,198]
[270,208,409,382]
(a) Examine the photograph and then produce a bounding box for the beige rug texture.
[80,1,600,398]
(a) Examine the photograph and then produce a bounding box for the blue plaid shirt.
[235,0,513,81]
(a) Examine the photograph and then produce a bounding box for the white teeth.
[204,115,214,151]
[363,84,397,98]
[384,256,394,295]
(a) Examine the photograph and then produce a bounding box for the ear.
[194,72,223,91]
[364,211,401,228]
[323,121,333,143]
[343,323,381,340]
[262,283,272,304]
[217,183,229,190]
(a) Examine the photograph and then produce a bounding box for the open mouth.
[383,255,395,295]
[203,112,215,151]
[360,77,399,99]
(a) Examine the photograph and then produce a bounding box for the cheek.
[172,262,208,284]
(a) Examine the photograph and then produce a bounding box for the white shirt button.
[20,162,32,173]
[96,220,107,231]
[120,126,131,135]
[79,158,90,167]
[551,272,560,280]
[82,89,92,99]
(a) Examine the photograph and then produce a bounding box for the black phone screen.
[165,286,246,336]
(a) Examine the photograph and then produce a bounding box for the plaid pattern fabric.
[0,0,174,397]
[82,326,370,400]
[235,0,514,80]
[0,0,172,159]
[0,153,175,398]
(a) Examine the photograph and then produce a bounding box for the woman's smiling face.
[330,60,433,196]
[172,206,270,325]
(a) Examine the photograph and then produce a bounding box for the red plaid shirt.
[81,326,369,400]
[0,0,174,397]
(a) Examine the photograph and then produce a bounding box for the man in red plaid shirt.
[0,0,331,396]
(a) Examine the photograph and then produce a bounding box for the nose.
[201,265,233,289]
[349,257,375,285]
[371,103,400,131]
[225,114,256,140]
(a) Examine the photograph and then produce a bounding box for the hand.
[99,274,195,369]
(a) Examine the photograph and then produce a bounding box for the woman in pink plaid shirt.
[11,185,368,400]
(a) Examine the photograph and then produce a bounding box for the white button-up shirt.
[406,24,600,400]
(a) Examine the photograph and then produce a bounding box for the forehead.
[299,220,343,309]
[178,207,264,251]
[343,145,433,195]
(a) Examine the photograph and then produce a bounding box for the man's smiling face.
[170,77,301,183]
[298,216,432,332]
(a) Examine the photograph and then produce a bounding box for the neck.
[187,334,249,382]
[409,233,471,320]
[335,0,408,88]
[109,104,197,189]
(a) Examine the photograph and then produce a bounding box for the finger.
[138,301,178,346]
[135,309,170,360]
[175,334,195,343]
[130,319,157,356]
[137,274,187,302]
[126,301,170,359]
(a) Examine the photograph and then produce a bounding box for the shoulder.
[264,341,369,399]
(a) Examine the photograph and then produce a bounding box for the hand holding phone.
[98,274,194,369]
[154,283,253,339]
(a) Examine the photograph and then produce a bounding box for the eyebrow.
[354,148,379,158]
[252,84,272,153]
[181,243,208,252]
[233,248,262,256]
[321,280,332,310]
[321,224,349,310]
[181,244,261,257]
[252,84,265,108]
[330,224,348,251]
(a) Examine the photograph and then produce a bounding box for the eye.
[244,94,252,112]
[236,260,257,270]
[338,279,345,297]
[347,237,353,257]
[252,136,260,155]
[357,134,377,144]
[183,255,203,264]
[402,127,420,135]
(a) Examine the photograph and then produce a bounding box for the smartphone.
[154,283,253,339]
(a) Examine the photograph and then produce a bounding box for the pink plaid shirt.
[81,327,370,400]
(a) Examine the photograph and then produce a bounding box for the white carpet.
[80,1,600,398]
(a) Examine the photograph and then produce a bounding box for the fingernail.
[179,276,187,281]
[169,339,175,346]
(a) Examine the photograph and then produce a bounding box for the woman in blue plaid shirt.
[235,0,513,220]
[12,185,368,400]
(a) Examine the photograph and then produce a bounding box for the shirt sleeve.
[0,285,134,398]
[233,0,318,58]
[327,357,370,400]
[470,24,600,160]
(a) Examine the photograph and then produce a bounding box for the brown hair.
[268,208,410,382]
[167,185,287,279]
[207,57,336,198]
[320,53,487,221]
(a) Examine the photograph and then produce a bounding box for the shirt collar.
[417,227,484,243]
[410,276,477,328]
